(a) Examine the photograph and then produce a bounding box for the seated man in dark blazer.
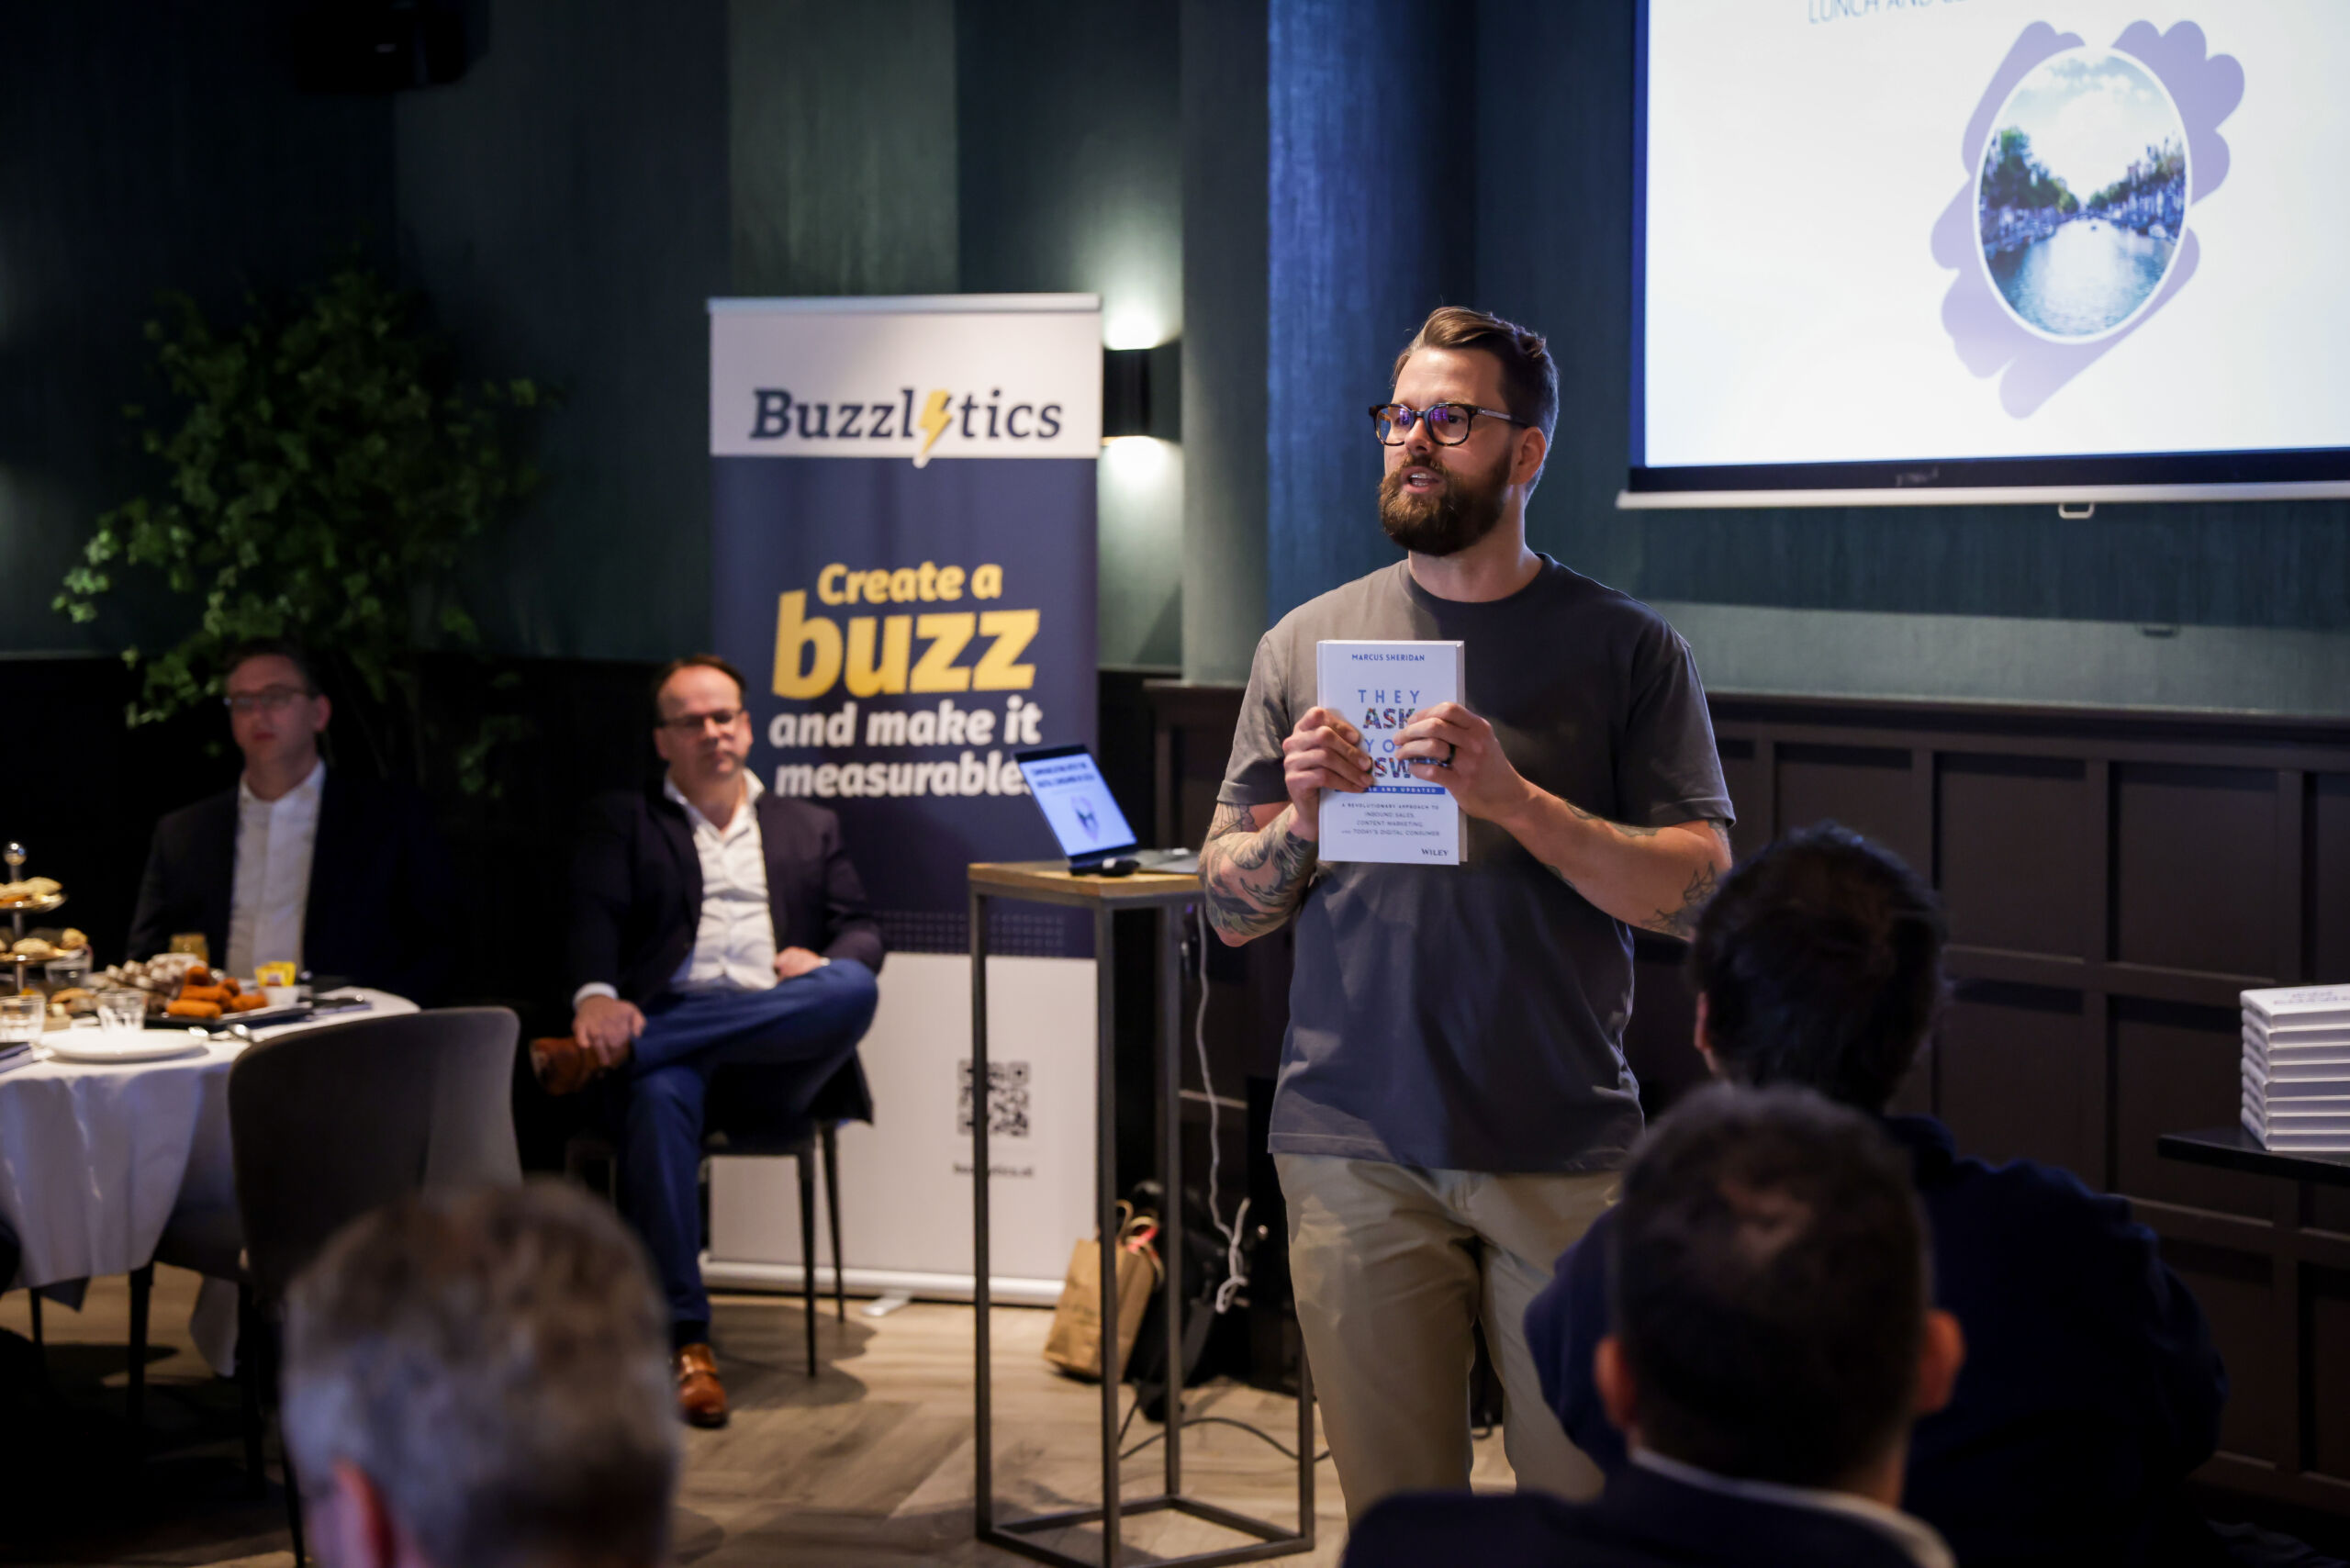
[1528,825,2229,1568]
[1348,1085,1965,1568]
[534,654,881,1428]
[129,639,453,1002]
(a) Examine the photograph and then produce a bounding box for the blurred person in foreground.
[282,1182,680,1568]
[535,654,882,1427]
[1347,1085,1965,1568]
[1528,824,2227,1567]
[129,636,453,1000]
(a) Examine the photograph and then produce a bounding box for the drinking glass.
[96,987,147,1035]
[0,995,42,1046]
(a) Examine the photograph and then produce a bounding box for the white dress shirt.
[1631,1450,1955,1568]
[226,758,327,979]
[666,772,779,993]
[574,771,785,1008]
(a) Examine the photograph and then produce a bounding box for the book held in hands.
[1315,639,1465,867]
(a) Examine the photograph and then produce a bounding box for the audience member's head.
[1687,823,1947,1112]
[222,637,330,781]
[650,653,753,795]
[1597,1085,1964,1503]
[283,1182,680,1568]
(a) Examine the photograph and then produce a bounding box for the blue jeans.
[615,960,879,1340]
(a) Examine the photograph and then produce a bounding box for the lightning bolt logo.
[912,389,952,467]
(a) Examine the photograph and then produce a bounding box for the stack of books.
[2242,985,2350,1153]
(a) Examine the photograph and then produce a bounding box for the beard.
[1377,444,1511,556]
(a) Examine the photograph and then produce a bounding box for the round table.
[0,990,416,1369]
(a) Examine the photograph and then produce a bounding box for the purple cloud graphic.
[1933,20,2244,417]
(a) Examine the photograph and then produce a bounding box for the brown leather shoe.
[676,1343,729,1428]
[529,1036,601,1097]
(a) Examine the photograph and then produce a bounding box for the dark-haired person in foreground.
[1528,824,2227,1567]
[534,654,880,1427]
[1346,1085,1966,1568]
[1204,305,1732,1516]
[129,638,453,1000]
[282,1182,680,1568]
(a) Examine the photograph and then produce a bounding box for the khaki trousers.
[1276,1153,1617,1522]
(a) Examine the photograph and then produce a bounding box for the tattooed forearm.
[1640,858,1721,940]
[1562,800,1661,840]
[1200,802,1319,942]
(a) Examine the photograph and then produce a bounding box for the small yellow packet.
[257,961,298,989]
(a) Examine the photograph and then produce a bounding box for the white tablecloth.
[0,991,416,1367]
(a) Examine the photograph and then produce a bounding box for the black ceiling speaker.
[290,1,469,93]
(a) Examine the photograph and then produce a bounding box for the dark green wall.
[733,0,958,299]
[0,2,396,657]
[395,0,732,661]
[958,1,1184,668]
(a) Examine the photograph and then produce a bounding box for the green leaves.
[55,265,555,792]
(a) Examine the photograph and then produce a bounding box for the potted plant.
[55,265,554,793]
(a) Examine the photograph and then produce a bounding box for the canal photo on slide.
[1976,49,2188,340]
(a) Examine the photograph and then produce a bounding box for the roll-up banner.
[702,296,1103,1305]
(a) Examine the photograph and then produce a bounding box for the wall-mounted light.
[1102,341,1181,442]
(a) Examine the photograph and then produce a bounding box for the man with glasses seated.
[532,654,881,1428]
[129,637,453,1002]
[1202,306,1733,1519]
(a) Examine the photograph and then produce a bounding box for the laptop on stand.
[1013,745,1200,877]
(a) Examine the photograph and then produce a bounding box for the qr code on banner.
[957,1059,1031,1139]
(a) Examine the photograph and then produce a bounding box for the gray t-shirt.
[1219,556,1733,1174]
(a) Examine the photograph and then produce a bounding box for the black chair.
[566,1055,869,1379]
[138,1007,522,1563]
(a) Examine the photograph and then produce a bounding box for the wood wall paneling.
[1774,743,1929,871]
[2313,775,2350,982]
[2163,1236,2289,1469]
[2114,764,2279,980]
[1939,980,2094,1182]
[2113,998,2275,1222]
[2311,1269,2350,1484]
[1939,755,2092,958]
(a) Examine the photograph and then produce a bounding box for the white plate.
[39,1030,213,1064]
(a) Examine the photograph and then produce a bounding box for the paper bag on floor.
[1043,1201,1161,1383]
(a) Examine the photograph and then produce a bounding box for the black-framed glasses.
[1369,402,1527,446]
[658,707,744,732]
[221,686,312,715]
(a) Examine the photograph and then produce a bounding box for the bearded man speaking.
[1202,307,1735,1520]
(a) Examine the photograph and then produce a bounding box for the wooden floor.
[0,1268,1516,1566]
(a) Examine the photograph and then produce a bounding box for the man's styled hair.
[1688,823,1947,1113]
[1391,305,1561,443]
[650,653,748,712]
[1612,1084,1930,1489]
[283,1182,680,1568]
[223,636,323,696]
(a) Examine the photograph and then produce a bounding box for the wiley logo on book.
[1315,639,1466,867]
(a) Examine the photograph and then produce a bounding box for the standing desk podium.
[968,861,1315,1567]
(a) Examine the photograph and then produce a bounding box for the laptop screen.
[1014,745,1139,860]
